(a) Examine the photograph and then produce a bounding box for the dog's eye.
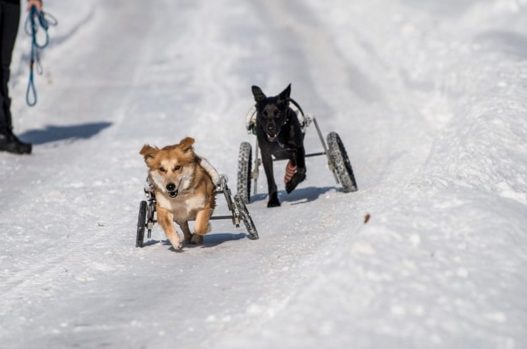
[263,110,268,117]
[159,167,167,173]
[173,165,181,171]
[273,110,279,117]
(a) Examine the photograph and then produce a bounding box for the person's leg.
[0,0,31,154]
[0,0,20,134]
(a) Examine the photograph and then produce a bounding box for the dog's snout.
[166,183,176,192]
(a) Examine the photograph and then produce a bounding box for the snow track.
[1,0,526,348]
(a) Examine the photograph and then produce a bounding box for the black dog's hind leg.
[262,151,280,207]
[286,146,307,194]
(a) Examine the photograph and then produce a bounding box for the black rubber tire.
[136,201,147,248]
[234,194,259,240]
[146,202,155,239]
[327,132,358,193]
[237,142,252,204]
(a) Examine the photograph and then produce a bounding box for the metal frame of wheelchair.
[237,109,358,203]
[136,175,258,248]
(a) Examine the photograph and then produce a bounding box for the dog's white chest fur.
[156,191,206,221]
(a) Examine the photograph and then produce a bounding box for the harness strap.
[288,98,305,117]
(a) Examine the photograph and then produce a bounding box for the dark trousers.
[0,0,20,134]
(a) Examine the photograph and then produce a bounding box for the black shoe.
[0,131,32,155]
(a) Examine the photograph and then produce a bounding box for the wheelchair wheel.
[327,132,358,193]
[234,194,259,240]
[136,200,147,247]
[237,142,252,204]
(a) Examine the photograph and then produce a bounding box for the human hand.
[27,0,43,11]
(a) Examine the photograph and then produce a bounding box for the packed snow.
[1,0,526,348]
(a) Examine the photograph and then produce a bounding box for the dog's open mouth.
[168,190,179,198]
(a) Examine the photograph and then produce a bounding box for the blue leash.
[24,6,58,107]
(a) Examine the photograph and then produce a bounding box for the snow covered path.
[1,0,526,348]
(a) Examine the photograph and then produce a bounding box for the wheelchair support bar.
[272,151,326,162]
[209,215,236,220]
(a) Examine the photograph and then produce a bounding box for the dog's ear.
[278,83,291,102]
[178,137,195,153]
[252,85,266,102]
[140,145,158,165]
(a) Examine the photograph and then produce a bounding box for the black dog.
[251,84,306,207]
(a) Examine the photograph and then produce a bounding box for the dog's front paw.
[190,234,204,245]
[170,242,183,252]
[285,171,306,194]
[267,197,281,208]
[168,238,183,251]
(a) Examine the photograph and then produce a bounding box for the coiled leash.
[24,5,58,106]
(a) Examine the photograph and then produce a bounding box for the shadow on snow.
[19,121,112,145]
[146,232,248,251]
[251,186,335,205]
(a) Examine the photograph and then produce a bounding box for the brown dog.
[140,137,216,250]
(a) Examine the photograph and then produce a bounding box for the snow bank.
[1,0,526,348]
[218,0,527,348]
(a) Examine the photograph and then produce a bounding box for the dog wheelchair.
[136,175,259,248]
[237,103,358,203]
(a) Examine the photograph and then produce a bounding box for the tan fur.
[140,137,216,250]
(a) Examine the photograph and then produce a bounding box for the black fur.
[251,84,306,207]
